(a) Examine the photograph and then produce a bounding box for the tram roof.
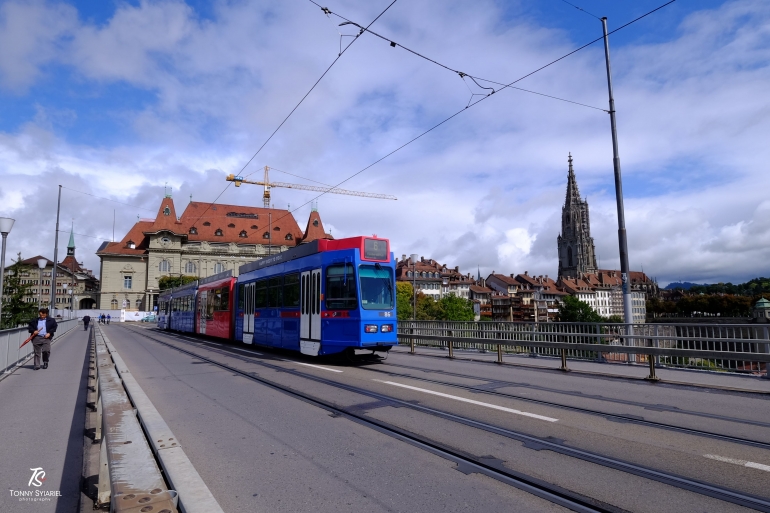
[239,236,390,275]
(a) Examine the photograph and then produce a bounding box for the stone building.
[96,194,331,311]
[5,228,99,311]
[395,255,474,300]
[557,154,598,279]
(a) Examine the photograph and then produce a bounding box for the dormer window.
[189,227,197,235]
[203,221,211,226]
[273,226,280,231]
[126,240,136,249]
[163,206,170,216]
[263,232,270,239]
[214,229,223,236]
[285,233,293,240]
[313,219,319,227]
[228,223,235,228]
[239,230,248,238]
[251,225,258,229]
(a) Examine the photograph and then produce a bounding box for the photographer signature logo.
[28,467,46,487]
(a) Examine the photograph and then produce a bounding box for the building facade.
[96,195,331,311]
[395,255,474,300]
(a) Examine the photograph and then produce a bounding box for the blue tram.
[236,236,397,356]
[156,235,397,357]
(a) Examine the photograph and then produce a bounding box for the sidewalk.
[0,324,91,512]
[392,345,770,394]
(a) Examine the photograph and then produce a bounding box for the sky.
[0,0,768,286]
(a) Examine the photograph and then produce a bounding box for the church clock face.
[160,237,171,247]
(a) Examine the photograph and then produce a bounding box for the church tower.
[557,154,597,278]
[67,224,76,257]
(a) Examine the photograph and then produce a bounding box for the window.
[283,273,300,307]
[189,227,198,235]
[251,225,258,229]
[215,229,223,236]
[228,223,236,228]
[111,299,118,309]
[263,232,270,239]
[185,261,196,273]
[239,230,248,238]
[326,264,356,309]
[255,280,267,308]
[126,240,135,249]
[124,275,132,289]
[125,299,131,309]
[313,219,319,226]
[268,277,282,307]
[203,221,211,226]
[273,226,280,231]
[359,265,394,310]
[213,262,224,274]
[238,284,245,310]
[285,233,293,240]
[163,206,170,216]
[159,260,171,272]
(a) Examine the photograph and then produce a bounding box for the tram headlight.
[364,324,378,333]
[381,324,393,333]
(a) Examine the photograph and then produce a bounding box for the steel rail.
[358,363,770,450]
[124,326,770,512]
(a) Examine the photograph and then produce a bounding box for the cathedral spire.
[565,153,582,209]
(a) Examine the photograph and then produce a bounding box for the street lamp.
[0,217,15,329]
[410,253,419,321]
[37,258,47,309]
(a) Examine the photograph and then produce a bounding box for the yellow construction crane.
[226,166,397,208]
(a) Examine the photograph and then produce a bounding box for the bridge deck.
[0,324,91,512]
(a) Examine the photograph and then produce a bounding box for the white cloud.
[0,0,769,287]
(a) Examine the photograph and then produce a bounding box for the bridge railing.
[1,319,78,374]
[397,321,770,379]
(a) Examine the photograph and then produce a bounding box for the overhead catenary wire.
[556,0,602,20]
[187,0,399,232]
[249,1,677,238]
[321,7,608,112]
[60,186,156,212]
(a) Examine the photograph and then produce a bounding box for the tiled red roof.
[470,285,493,294]
[97,221,154,256]
[489,273,519,286]
[181,202,302,244]
[300,211,333,244]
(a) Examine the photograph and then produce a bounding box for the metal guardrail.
[93,326,224,513]
[398,321,770,380]
[1,319,78,375]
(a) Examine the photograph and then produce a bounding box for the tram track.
[123,325,770,512]
[358,362,770,451]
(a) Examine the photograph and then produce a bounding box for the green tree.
[1,253,39,329]
[158,275,197,291]
[436,294,475,321]
[396,282,413,320]
[556,296,603,323]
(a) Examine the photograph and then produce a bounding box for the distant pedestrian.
[106,314,111,325]
[27,308,57,370]
[83,314,91,330]
[101,314,106,324]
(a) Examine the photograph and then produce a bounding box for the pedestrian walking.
[27,308,57,370]
[106,314,111,325]
[83,314,91,330]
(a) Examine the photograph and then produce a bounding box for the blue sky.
[1,0,768,285]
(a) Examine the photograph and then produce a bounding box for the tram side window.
[268,277,282,307]
[238,284,245,310]
[255,280,267,308]
[283,273,300,308]
[219,287,230,311]
[326,264,356,310]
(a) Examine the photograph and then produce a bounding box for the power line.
[251,1,677,237]
[60,186,156,212]
[189,0,399,231]
[321,7,607,112]
[556,0,601,20]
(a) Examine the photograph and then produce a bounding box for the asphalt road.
[104,324,770,513]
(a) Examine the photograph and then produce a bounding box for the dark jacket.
[83,315,91,323]
[27,317,58,339]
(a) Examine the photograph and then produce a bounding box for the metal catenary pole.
[0,233,8,327]
[50,186,62,312]
[601,18,633,327]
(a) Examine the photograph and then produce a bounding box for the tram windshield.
[359,265,394,310]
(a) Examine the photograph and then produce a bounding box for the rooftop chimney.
[524,271,528,276]
[402,254,406,262]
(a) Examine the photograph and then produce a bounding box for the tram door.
[198,290,207,335]
[243,283,254,344]
[300,269,322,356]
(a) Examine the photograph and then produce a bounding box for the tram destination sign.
[363,238,388,261]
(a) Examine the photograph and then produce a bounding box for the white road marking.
[286,361,343,373]
[704,454,770,472]
[376,380,558,422]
